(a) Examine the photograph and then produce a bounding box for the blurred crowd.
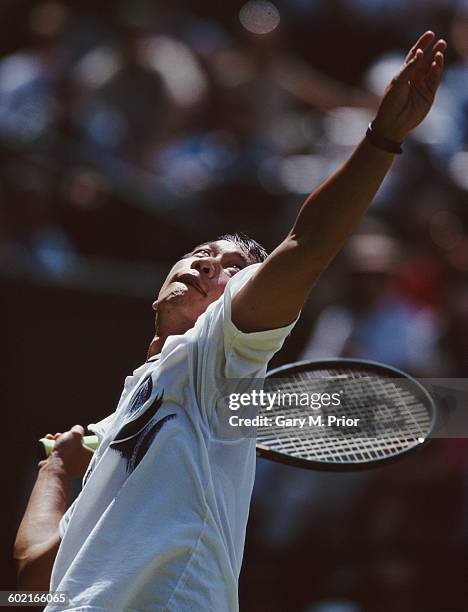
[1,0,467,373]
[3,0,468,610]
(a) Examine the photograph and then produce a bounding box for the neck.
[147,335,163,359]
[146,310,196,359]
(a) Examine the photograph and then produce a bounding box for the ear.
[152,300,158,312]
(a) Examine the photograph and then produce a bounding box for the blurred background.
[2,0,468,610]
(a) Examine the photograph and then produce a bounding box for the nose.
[191,256,217,278]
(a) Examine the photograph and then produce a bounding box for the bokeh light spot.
[239,1,280,35]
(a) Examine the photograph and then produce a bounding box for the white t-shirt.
[46,263,297,612]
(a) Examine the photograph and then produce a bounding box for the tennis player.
[14,32,445,611]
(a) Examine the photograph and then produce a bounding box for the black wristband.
[366,122,403,154]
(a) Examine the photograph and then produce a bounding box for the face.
[153,239,252,327]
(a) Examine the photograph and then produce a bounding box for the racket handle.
[37,435,99,460]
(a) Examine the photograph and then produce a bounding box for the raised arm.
[232,31,446,332]
[13,425,93,589]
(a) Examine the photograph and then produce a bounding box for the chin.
[162,289,208,321]
[164,284,190,303]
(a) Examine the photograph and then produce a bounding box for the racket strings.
[259,367,432,464]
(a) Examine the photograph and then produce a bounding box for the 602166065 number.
[0,591,68,606]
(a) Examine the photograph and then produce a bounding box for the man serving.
[14,32,445,611]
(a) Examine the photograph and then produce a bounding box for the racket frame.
[255,358,437,471]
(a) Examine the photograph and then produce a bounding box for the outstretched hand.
[373,31,446,142]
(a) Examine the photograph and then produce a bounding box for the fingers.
[434,50,444,68]
[46,427,83,439]
[427,51,444,93]
[404,33,447,81]
[399,33,446,95]
[405,30,435,64]
[427,39,447,66]
[70,424,85,437]
[397,49,424,81]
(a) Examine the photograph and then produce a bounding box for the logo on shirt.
[129,375,153,414]
[110,390,176,473]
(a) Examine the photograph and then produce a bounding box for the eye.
[194,248,211,257]
[226,264,241,275]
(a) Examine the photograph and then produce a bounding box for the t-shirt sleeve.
[190,263,299,430]
[221,263,297,378]
[58,497,78,539]
[87,413,115,443]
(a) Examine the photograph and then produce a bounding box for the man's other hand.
[373,31,446,142]
[40,425,93,480]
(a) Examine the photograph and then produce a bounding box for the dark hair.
[217,232,268,264]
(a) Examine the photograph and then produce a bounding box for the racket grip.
[37,435,100,460]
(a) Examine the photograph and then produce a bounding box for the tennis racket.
[39,359,436,470]
[257,358,436,470]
